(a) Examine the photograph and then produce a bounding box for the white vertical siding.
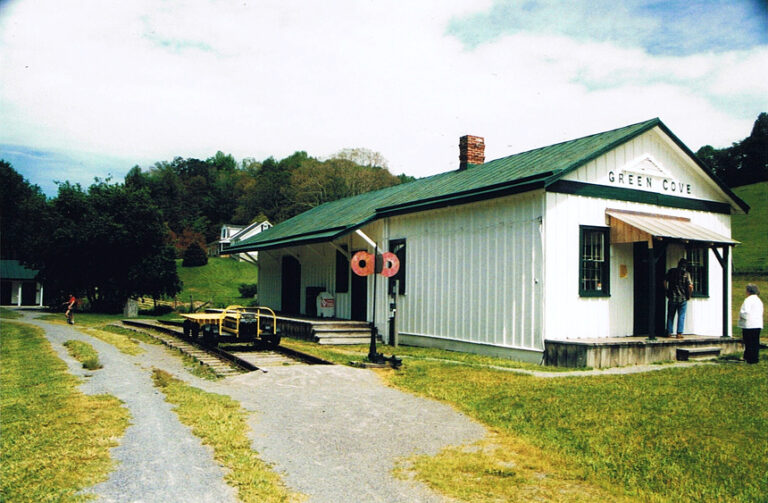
[257,243,355,318]
[546,126,735,340]
[544,191,732,339]
[257,251,282,310]
[387,191,544,351]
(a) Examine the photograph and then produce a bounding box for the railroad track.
[118,319,332,377]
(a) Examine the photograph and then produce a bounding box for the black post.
[369,244,379,361]
[647,244,656,340]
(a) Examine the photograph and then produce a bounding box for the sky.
[1,0,766,196]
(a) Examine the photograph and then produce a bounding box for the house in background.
[1,259,44,306]
[212,220,272,264]
[226,118,749,366]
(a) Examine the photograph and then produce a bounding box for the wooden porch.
[544,335,743,369]
[274,314,374,345]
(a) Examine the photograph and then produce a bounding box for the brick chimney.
[459,135,484,170]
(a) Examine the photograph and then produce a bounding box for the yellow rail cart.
[180,305,280,347]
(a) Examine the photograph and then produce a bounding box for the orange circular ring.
[380,251,400,278]
[351,250,374,276]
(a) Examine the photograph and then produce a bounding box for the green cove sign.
[607,170,692,195]
[607,155,692,195]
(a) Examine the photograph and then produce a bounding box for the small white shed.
[227,118,748,363]
[0,260,44,306]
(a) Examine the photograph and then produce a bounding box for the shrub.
[138,305,173,316]
[238,283,258,298]
[63,340,103,370]
[182,242,208,267]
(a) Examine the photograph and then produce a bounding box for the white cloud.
[0,0,765,186]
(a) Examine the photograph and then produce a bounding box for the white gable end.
[562,127,729,205]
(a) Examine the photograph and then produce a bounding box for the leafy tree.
[138,244,182,308]
[182,242,208,267]
[168,227,207,258]
[331,147,388,169]
[0,161,47,261]
[696,112,768,187]
[125,148,406,236]
[32,180,181,312]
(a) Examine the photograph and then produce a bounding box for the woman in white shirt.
[738,284,764,364]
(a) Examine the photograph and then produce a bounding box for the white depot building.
[227,118,748,365]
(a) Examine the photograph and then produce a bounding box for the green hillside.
[732,181,768,273]
[175,257,259,308]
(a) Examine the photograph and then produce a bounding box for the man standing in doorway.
[664,258,693,338]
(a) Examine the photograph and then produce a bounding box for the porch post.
[722,246,730,338]
[647,243,656,340]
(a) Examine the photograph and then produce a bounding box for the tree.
[168,227,207,258]
[139,245,182,308]
[32,180,181,312]
[182,242,208,267]
[696,112,768,187]
[0,161,47,261]
[331,148,389,169]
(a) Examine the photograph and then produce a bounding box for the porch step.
[312,321,370,330]
[676,346,721,361]
[317,336,374,345]
[313,322,372,345]
[314,328,375,345]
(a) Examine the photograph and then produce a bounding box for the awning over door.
[606,209,738,246]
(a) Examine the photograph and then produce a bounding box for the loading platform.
[544,335,743,368]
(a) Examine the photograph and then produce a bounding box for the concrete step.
[312,322,370,330]
[676,346,721,361]
[312,328,371,338]
[317,337,374,345]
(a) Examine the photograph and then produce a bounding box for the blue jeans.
[666,300,687,335]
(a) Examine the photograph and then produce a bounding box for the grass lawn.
[1,321,130,502]
[151,369,302,502]
[380,355,768,502]
[175,257,259,308]
[732,274,768,332]
[732,182,767,273]
[280,338,767,501]
[0,306,21,319]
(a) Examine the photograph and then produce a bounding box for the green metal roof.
[0,260,39,280]
[227,118,748,253]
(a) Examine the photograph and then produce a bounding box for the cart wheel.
[203,325,218,346]
[267,332,281,348]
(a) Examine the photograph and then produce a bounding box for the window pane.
[686,247,707,295]
[580,228,608,295]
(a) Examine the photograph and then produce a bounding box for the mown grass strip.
[79,327,144,356]
[280,338,579,372]
[0,306,21,319]
[63,340,103,370]
[384,356,768,502]
[151,369,302,502]
[1,322,130,502]
[99,324,163,345]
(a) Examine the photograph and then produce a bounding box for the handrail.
[222,305,246,335]
[253,306,277,336]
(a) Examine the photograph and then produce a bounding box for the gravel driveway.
[16,310,486,503]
